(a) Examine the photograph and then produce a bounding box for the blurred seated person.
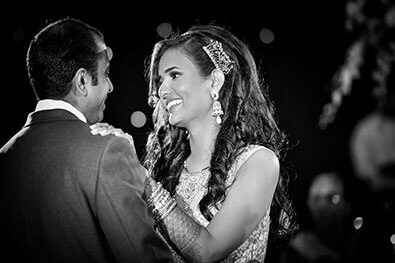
[279,171,354,263]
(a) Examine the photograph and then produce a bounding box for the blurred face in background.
[307,173,350,230]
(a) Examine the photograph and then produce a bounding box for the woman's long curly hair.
[143,24,298,244]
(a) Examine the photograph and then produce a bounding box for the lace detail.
[177,169,211,224]
[173,144,272,262]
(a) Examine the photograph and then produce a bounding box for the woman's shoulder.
[227,144,279,184]
[236,144,278,166]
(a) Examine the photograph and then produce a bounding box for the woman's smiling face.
[157,48,213,128]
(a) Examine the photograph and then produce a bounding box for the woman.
[92,24,297,263]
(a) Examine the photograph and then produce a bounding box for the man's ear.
[74,68,89,96]
[210,69,225,95]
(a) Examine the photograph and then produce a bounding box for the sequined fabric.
[173,145,271,263]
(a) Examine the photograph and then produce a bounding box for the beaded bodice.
[174,145,271,263]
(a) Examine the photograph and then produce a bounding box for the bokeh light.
[157,23,173,38]
[331,194,341,205]
[353,216,363,230]
[259,28,275,44]
[130,111,147,128]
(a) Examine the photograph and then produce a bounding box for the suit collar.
[35,99,87,123]
[24,109,83,128]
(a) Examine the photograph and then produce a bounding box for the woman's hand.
[90,122,134,146]
[90,123,150,178]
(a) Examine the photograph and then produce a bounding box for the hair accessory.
[203,40,234,74]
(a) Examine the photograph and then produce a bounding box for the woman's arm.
[145,148,279,263]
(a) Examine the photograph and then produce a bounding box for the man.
[0,17,173,262]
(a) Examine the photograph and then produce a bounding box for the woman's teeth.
[167,99,183,111]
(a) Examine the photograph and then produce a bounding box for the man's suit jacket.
[0,109,173,263]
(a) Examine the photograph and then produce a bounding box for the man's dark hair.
[26,17,104,100]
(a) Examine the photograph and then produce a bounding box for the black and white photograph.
[1,1,394,262]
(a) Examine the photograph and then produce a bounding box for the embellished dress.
[169,144,272,263]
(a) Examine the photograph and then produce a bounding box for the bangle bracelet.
[146,177,177,223]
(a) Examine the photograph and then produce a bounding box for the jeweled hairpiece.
[202,39,234,74]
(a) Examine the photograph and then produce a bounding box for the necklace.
[183,160,210,174]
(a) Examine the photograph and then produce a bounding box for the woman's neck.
[186,123,219,172]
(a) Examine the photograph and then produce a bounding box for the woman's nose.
[108,79,114,93]
[158,83,170,99]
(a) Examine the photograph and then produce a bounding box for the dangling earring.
[212,89,224,125]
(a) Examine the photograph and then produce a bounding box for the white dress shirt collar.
[35,99,87,123]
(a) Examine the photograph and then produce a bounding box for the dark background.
[3,2,373,230]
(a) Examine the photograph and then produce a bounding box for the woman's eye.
[170,72,181,79]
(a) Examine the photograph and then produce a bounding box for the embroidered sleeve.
[157,206,204,263]
[143,176,207,263]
